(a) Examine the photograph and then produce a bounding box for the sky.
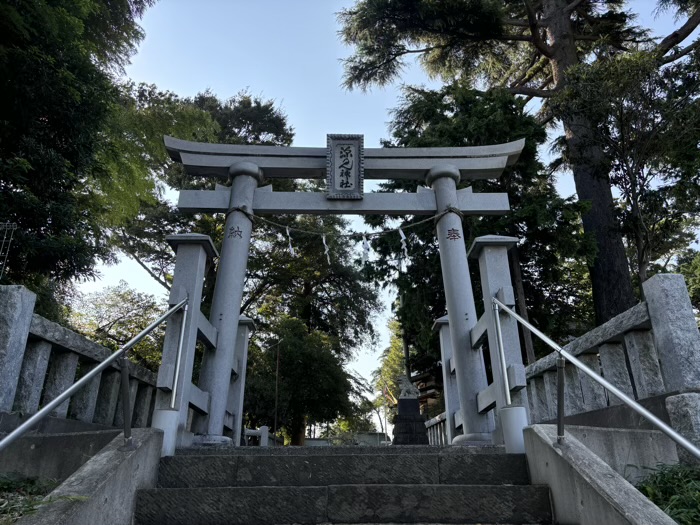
[80,0,696,388]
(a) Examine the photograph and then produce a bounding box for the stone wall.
[525,274,700,461]
[0,286,157,431]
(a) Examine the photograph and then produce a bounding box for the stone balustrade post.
[643,274,700,462]
[0,286,36,412]
[152,234,217,456]
[642,274,700,392]
[14,339,51,414]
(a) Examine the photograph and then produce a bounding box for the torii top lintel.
[164,135,525,181]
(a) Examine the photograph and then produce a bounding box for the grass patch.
[0,475,58,525]
[637,463,700,525]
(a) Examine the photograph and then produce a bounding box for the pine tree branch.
[511,55,549,88]
[523,0,554,57]
[564,0,587,14]
[126,253,171,291]
[503,18,535,28]
[656,8,700,56]
[508,85,556,97]
[661,38,700,64]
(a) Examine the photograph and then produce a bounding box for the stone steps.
[156,452,530,487]
[134,446,554,525]
[135,484,552,525]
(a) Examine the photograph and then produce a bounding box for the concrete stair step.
[174,445,506,456]
[157,452,530,488]
[134,484,553,525]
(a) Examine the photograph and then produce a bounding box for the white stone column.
[196,162,262,439]
[428,164,492,442]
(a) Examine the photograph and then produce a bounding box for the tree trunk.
[544,0,637,324]
[289,415,306,446]
[509,247,536,364]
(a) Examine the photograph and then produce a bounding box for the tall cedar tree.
[339,0,700,324]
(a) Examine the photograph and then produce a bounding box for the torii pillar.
[192,162,262,440]
[428,165,491,441]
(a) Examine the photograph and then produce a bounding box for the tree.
[70,281,165,371]
[115,90,295,289]
[372,319,407,417]
[339,0,700,324]
[0,0,157,317]
[243,317,355,445]
[678,249,700,318]
[365,85,593,371]
[553,52,700,289]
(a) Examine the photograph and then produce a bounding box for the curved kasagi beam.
[163,136,525,181]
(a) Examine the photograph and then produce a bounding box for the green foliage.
[338,0,638,90]
[678,249,700,317]
[0,0,158,318]
[243,317,355,445]
[340,0,700,324]
[637,463,700,525]
[372,319,406,414]
[554,52,700,286]
[95,82,218,228]
[70,281,165,371]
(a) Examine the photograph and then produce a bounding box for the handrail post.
[119,355,135,450]
[556,355,565,445]
[169,303,190,410]
[492,301,512,405]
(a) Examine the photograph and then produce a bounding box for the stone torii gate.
[153,134,526,449]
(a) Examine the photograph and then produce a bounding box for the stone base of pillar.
[453,432,492,444]
[666,393,700,465]
[192,434,233,447]
[392,398,429,445]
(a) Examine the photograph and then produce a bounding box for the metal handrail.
[492,296,700,461]
[0,297,188,454]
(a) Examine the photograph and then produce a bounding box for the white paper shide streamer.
[322,234,331,265]
[362,235,370,264]
[286,226,295,257]
[398,227,409,260]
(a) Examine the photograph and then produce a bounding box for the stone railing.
[243,425,269,446]
[525,274,700,458]
[425,413,448,445]
[0,286,157,430]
